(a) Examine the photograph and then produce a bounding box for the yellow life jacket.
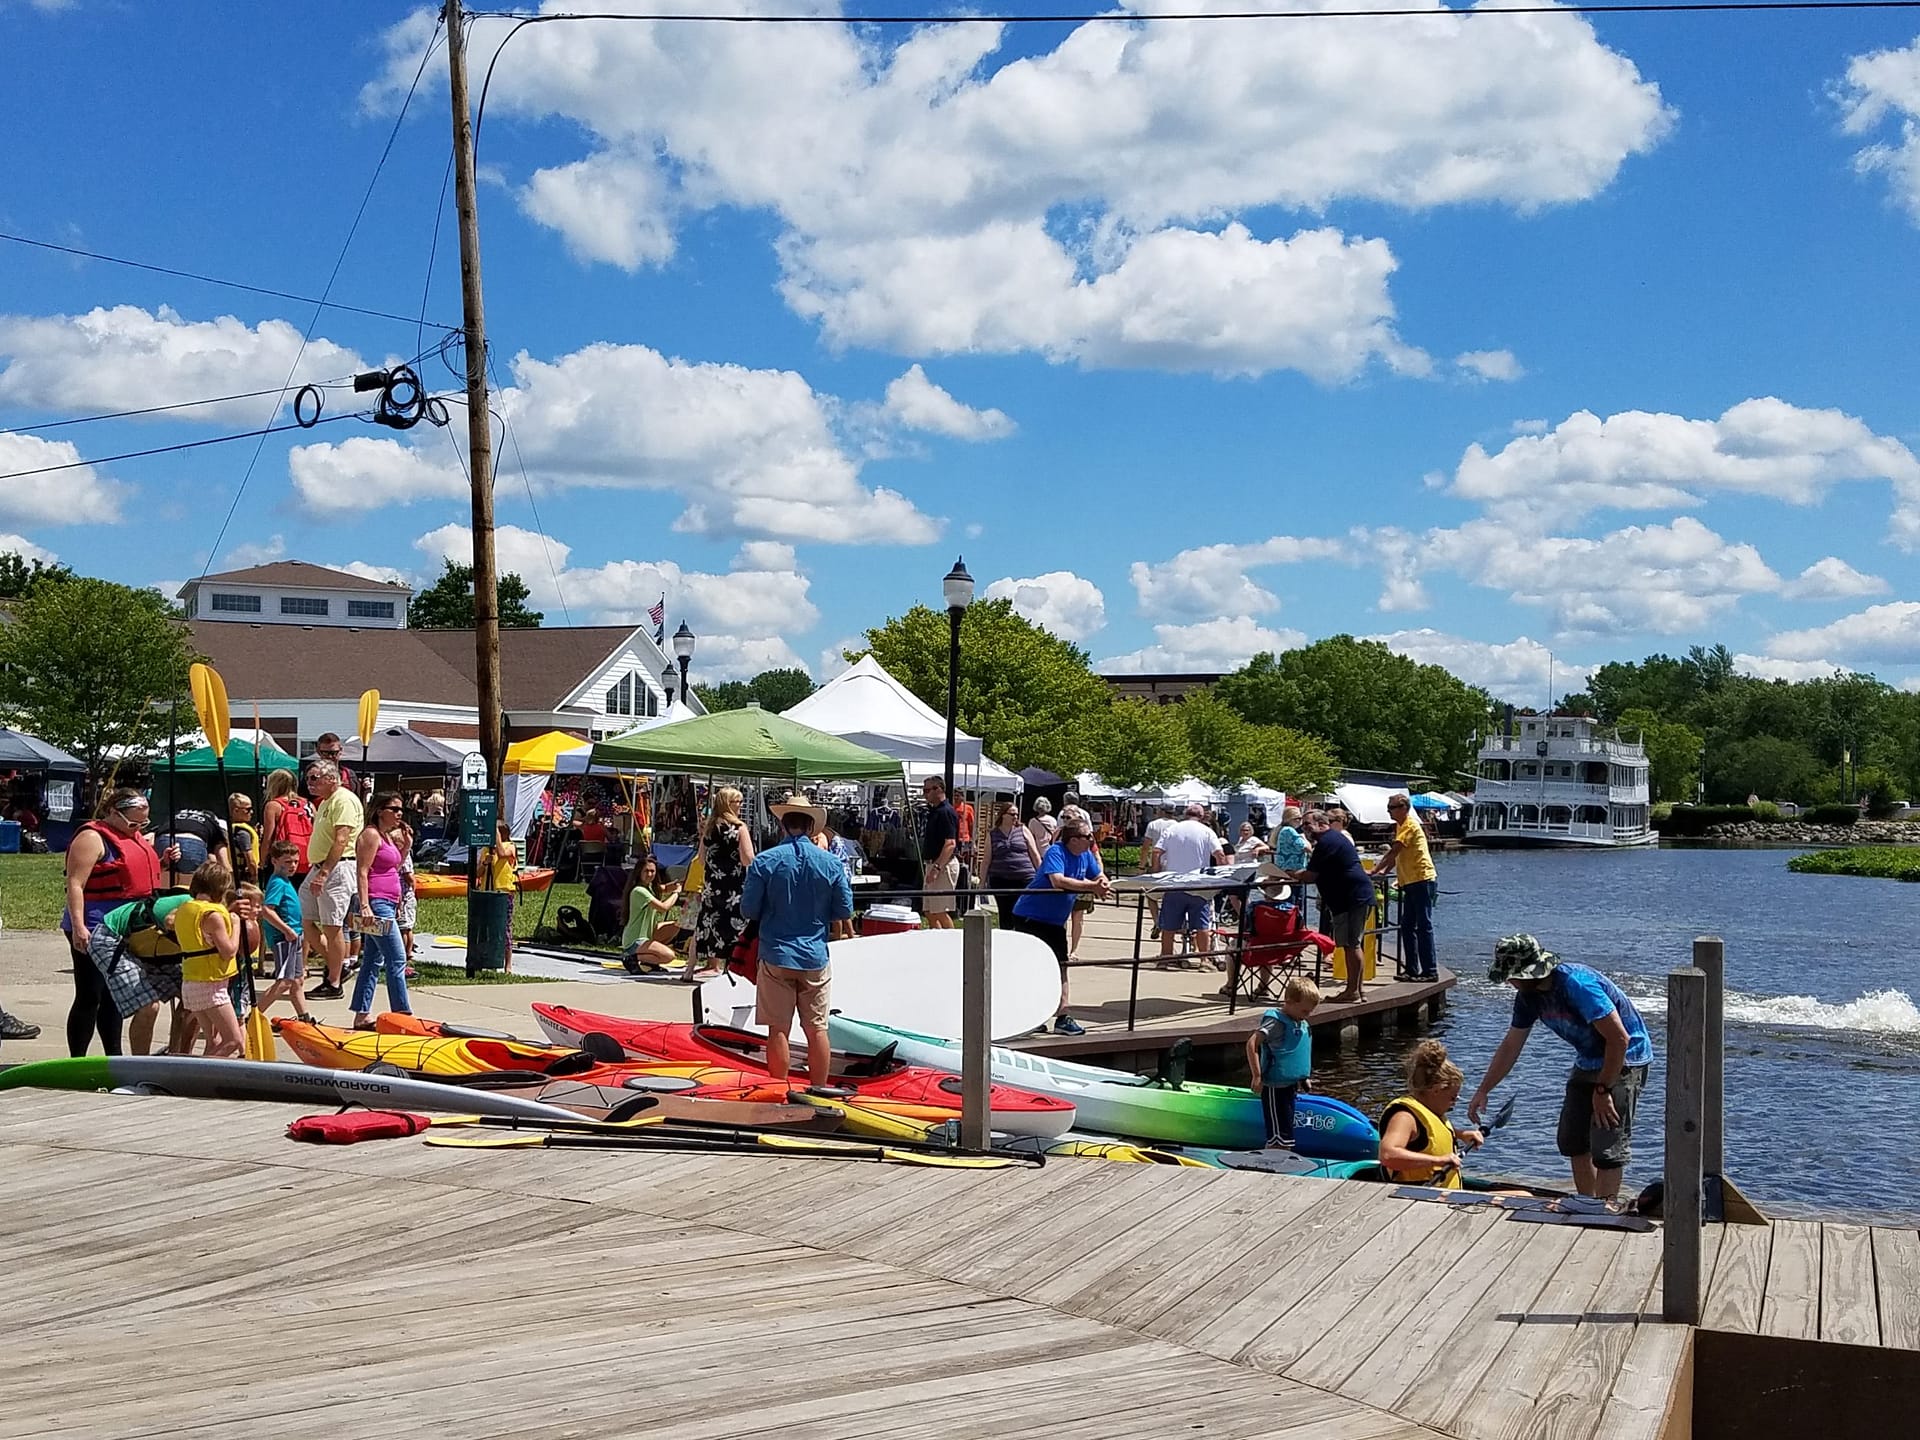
[173,899,238,984]
[1381,1094,1461,1189]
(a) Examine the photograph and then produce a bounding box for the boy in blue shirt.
[1244,975,1321,1148]
[1469,933,1652,1204]
[255,842,316,1024]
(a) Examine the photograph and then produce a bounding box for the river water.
[1308,845,1920,1221]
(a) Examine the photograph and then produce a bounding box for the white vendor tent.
[1074,772,1135,800]
[785,655,1021,791]
[1141,777,1227,807]
[1333,782,1400,826]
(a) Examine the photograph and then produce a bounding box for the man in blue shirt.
[741,798,854,1090]
[1010,818,1111,1035]
[1469,933,1654,1204]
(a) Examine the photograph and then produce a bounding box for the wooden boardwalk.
[1700,1215,1920,1350]
[0,1090,1696,1440]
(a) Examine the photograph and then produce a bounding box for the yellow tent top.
[503,730,588,775]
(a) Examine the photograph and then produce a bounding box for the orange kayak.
[412,868,555,900]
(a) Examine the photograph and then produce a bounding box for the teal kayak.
[826,1015,1379,1160]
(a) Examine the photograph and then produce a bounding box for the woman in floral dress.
[690,786,753,981]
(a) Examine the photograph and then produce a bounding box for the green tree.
[1176,690,1338,793]
[406,560,544,629]
[749,667,815,714]
[0,552,75,599]
[1586,654,1702,725]
[693,680,753,712]
[1616,707,1705,803]
[1215,637,1492,779]
[0,577,195,782]
[1706,734,1826,804]
[861,598,1110,776]
[1087,699,1190,790]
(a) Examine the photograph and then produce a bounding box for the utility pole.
[445,0,503,795]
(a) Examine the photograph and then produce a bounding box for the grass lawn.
[410,962,555,986]
[414,882,620,951]
[1786,846,1920,880]
[0,854,65,929]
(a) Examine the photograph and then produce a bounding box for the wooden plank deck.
[0,1090,1695,1440]
[1698,1215,1920,1352]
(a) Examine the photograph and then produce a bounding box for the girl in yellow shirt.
[172,861,246,1058]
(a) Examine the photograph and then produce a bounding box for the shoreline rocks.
[1701,820,1920,846]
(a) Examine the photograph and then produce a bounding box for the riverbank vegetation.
[1786,847,1920,881]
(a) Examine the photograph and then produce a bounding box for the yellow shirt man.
[1393,814,1437,887]
[310,787,364,868]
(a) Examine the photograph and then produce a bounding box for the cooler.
[860,903,920,936]
[0,820,18,854]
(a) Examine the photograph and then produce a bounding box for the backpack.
[554,905,597,946]
[277,797,315,856]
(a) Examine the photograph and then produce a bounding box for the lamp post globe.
[661,664,677,707]
[940,556,974,816]
[672,622,696,703]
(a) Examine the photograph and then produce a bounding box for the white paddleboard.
[705,927,1061,1040]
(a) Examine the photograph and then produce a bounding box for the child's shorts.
[182,980,234,1012]
[273,938,305,981]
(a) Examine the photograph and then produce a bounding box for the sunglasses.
[382,803,404,813]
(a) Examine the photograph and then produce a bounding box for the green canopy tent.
[159,739,299,774]
[589,707,901,782]
[151,737,299,824]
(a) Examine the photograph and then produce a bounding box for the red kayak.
[530,1003,1076,1137]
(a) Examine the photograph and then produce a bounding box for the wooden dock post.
[960,910,993,1153]
[1664,964,1707,1323]
[1694,936,1726,1220]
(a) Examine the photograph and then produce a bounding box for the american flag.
[648,594,665,642]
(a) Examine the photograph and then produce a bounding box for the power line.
[201,17,447,573]
[0,230,459,331]
[467,2,1920,24]
[0,380,358,436]
[487,351,573,627]
[0,411,366,482]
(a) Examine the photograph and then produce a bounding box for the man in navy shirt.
[919,776,960,930]
[741,798,853,1090]
[1469,933,1654,1204]
[1282,810,1375,1004]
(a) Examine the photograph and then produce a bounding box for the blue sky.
[5,1,1920,699]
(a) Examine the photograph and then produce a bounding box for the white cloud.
[222,534,287,568]
[1128,534,1350,618]
[0,305,370,425]
[817,638,865,680]
[413,524,815,681]
[1732,653,1849,682]
[1099,616,1304,675]
[1450,398,1920,539]
[0,432,123,524]
[1766,602,1920,663]
[377,5,1668,377]
[1455,349,1524,383]
[1368,629,1585,704]
[0,533,57,565]
[1836,34,1920,223]
[339,560,411,586]
[289,435,467,515]
[983,570,1107,642]
[882,365,1014,440]
[1780,556,1889,601]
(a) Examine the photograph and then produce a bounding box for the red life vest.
[275,797,315,857]
[78,821,164,902]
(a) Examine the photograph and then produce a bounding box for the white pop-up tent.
[785,655,1021,792]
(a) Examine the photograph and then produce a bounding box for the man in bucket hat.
[1468,934,1653,1205]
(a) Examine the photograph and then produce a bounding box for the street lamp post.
[673,623,696,706]
[661,663,677,708]
[941,557,974,794]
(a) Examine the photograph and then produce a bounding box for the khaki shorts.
[757,962,832,1035]
[304,863,355,929]
[922,859,959,914]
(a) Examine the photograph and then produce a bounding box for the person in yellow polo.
[1373,793,1438,981]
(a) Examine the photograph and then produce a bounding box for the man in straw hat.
[742,796,854,1091]
[1469,934,1653,1205]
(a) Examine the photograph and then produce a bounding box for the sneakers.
[1053,1015,1085,1036]
[305,982,344,1001]
[0,1010,40,1041]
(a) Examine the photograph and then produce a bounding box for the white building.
[178,561,411,629]
[1466,714,1655,848]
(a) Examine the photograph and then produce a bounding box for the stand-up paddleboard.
[708,927,1062,1040]
[0,1055,589,1123]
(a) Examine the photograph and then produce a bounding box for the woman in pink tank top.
[350,791,412,1027]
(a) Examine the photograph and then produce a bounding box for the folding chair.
[1225,901,1333,1008]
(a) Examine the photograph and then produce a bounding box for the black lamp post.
[672,622,696,705]
[661,663,677,708]
[940,557,974,792]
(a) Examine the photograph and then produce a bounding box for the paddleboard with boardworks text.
[0,1055,589,1124]
[713,926,1062,1040]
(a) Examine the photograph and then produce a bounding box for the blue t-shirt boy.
[1255,1007,1313,1086]
[264,872,303,934]
[1012,843,1101,927]
[1511,963,1653,1072]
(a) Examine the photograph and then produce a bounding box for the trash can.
[0,820,19,854]
[466,889,513,975]
[860,903,921,937]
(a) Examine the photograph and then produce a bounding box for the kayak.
[826,1014,1380,1160]
[0,1054,587,1123]
[412,868,555,900]
[278,1020,601,1077]
[531,1004,1077,1138]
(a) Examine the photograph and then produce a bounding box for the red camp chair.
[1226,901,1333,1003]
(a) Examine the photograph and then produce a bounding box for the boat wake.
[1630,984,1920,1036]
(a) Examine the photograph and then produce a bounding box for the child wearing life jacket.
[1378,1039,1485,1189]
[172,862,247,1058]
[1245,975,1320,1149]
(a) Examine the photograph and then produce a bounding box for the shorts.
[1073,895,1095,914]
[1157,891,1212,933]
[304,863,355,929]
[181,980,234,1013]
[756,962,832,1035]
[1557,1064,1648,1169]
[273,938,305,981]
[1010,913,1070,975]
[922,860,959,915]
[397,891,417,930]
[1326,905,1370,949]
[157,833,210,871]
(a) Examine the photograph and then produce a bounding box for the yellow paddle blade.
[357,689,381,747]
[425,1133,546,1148]
[189,663,231,753]
[244,1007,275,1062]
[756,1132,1016,1168]
[787,1091,941,1144]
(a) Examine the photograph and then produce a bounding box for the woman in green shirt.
[620,855,683,974]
